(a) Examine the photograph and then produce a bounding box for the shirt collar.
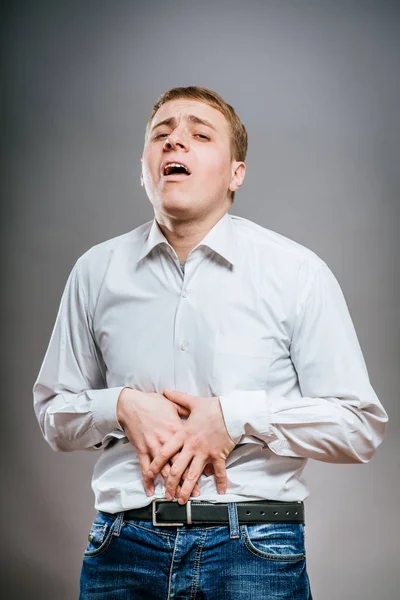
[136,211,238,266]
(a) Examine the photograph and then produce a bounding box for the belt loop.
[227,503,239,539]
[112,511,124,537]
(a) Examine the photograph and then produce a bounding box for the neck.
[155,207,229,262]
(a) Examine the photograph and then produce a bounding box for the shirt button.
[181,290,188,298]
[180,341,188,351]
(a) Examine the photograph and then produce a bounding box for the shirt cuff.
[88,385,134,437]
[218,389,273,444]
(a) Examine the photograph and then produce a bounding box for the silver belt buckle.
[152,498,192,527]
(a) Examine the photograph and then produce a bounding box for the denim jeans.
[79,507,313,599]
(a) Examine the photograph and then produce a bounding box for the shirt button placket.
[174,272,194,391]
[179,291,189,350]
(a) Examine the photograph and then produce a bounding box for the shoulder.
[75,220,153,274]
[229,214,332,311]
[230,214,325,270]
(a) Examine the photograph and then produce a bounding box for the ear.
[228,161,246,193]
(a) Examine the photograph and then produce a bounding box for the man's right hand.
[116,387,196,496]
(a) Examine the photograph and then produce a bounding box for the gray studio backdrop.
[2,1,399,598]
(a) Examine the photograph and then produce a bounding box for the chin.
[162,205,197,219]
[160,193,194,211]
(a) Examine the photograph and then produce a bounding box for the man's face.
[141,99,245,221]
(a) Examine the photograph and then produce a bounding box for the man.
[33,86,388,599]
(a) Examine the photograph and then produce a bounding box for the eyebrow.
[187,114,216,130]
[151,114,216,132]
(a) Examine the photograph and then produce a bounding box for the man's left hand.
[147,389,235,504]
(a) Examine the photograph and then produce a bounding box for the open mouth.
[163,162,191,177]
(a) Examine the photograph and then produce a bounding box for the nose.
[163,127,189,152]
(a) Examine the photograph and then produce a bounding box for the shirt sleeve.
[33,258,132,452]
[219,263,388,464]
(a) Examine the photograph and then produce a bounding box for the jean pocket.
[242,523,306,562]
[83,512,119,559]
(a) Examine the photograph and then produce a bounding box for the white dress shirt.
[33,211,388,513]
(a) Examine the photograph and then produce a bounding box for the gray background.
[2,1,399,598]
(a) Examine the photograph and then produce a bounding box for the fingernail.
[178,498,185,505]
[165,492,172,500]
[192,490,200,497]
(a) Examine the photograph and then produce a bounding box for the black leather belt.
[114,499,304,527]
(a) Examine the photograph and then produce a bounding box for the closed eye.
[194,134,210,140]
[153,132,169,139]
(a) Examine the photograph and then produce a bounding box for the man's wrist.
[216,395,235,446]
[116,386,135,431]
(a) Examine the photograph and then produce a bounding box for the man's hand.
[147,389,235,504]
[117,387,198,496]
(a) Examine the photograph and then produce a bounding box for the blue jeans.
[79,508,313,599]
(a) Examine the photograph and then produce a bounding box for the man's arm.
[33,256,199,500]
[33,259,130,452]
[148,263,388,503]
[218,263,388,463]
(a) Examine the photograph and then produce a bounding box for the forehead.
[151,99,229,133]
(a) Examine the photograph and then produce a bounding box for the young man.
[33,86,388,599]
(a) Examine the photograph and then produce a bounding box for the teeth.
[164,162,189,175]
